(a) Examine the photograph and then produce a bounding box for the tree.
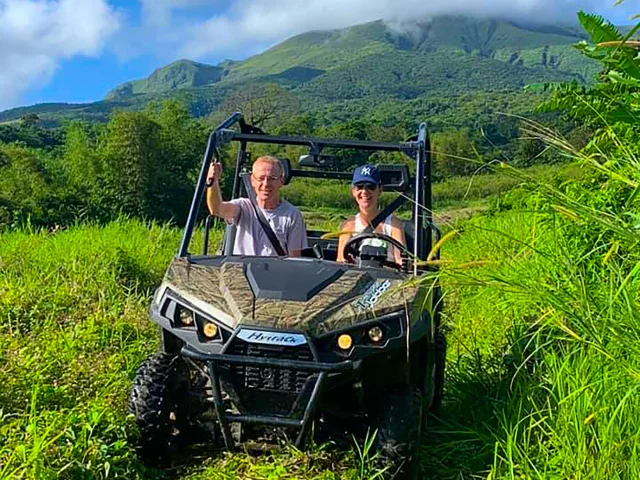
[215,83,300,129]
[20,113,40,128]
[431,129,479,180]
[146,100,208,222]
[0,144,48,226]
[101,111,162,218]
[64,121,103,191]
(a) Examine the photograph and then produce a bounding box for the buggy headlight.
[177,306,194,326]
[158,293,228,344]
[164,300,195,329]
[368,326,384,343]
[314,311,404,356]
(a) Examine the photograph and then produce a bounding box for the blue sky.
[1,0,637,112]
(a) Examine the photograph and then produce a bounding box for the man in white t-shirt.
[205,155,308,256]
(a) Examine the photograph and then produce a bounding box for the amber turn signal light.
[337,334,353,350]
[203,322,218,338]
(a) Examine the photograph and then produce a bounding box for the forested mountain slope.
[0,16,600,126]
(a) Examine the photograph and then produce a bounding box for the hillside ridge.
[0,15,603,125]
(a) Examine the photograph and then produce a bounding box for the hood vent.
[246,260,344,301]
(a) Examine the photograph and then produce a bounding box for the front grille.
[226,340,314,393]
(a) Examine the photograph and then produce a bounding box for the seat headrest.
[279,158,292,185]
[377,164,410,192]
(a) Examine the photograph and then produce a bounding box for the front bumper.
[182,346,361,449]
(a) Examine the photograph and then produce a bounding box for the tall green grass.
[0,220,181,479]
[0,220,386,479]
[423,123,640,478]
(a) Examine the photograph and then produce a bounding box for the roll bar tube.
[179,115,433,260]
[414,122,431,263]
[178,112,243,257]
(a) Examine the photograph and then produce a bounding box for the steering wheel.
[343,232,406,269]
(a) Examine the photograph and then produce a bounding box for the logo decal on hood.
[237,329,307,346]
[353,279,392,311]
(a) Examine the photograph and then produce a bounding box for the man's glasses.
[252,174,281,183]
[353,183,378,191]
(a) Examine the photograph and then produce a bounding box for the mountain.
[105,59,227,99]
[0,16,601,125]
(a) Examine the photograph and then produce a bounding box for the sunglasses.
[353,183,378,191]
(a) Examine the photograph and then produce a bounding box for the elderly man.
[206,155,308,256]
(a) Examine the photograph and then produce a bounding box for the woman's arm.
[390,216,407,265]
[336,219,355,263]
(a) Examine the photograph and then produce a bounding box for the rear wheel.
[128,352,209,465]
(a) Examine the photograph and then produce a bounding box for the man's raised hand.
[206,162,222,185]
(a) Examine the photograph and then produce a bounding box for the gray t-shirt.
[229,198,308,256]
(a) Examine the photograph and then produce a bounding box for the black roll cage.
[178,112,434,265]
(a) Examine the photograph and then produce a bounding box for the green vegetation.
[0,91,576,231]
[0,16,602,178]
[421,13,640,477]
[0,101,209,229]
[106,60,225,100]
[1,9,639,480]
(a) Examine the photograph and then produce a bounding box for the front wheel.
[128,352,208,465]
[375,388,423,479]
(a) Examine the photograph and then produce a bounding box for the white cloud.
[165,0,612,60]
[0,0,119,110]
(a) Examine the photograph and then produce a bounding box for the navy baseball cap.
[352,164,381,185]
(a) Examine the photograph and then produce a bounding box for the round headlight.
[178,307,194,326]
[337,334,353,350]
[203,322,218,338]
[368,326,384,343]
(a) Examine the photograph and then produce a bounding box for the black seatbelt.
[241,174,287,256]
[363,195,407,233]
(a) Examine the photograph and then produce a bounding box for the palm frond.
[578,11,622,44]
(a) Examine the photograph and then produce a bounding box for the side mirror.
[298,154,335,168]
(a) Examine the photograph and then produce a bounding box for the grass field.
[1,159,638,479]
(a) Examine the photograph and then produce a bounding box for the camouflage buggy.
[128,113,446,477]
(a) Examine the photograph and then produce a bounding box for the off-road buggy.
[128,113,446,477]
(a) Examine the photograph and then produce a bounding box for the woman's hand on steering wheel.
[343,232,405,268]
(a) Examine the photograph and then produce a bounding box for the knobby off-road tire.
[128,352,208,466]
[375,388,423,479]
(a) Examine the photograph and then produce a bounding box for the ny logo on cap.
[361,166,372,175]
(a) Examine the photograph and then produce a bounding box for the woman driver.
[336,164,406,265]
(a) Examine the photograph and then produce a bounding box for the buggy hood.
[156,257,426,337]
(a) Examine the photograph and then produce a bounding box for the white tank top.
[353,214,395,262]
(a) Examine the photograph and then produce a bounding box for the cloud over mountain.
[166,0,612,59]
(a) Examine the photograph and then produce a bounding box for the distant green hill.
[0,16,602,126]
[105,59,226,99]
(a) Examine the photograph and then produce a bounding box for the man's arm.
[205,162,239,221]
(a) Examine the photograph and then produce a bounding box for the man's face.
[251,161,283,205]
